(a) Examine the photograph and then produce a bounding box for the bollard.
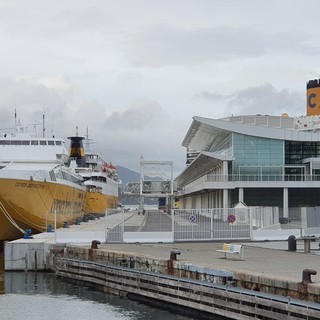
[302,269,317,283]
[47,224,54,232]
[170,250,181,261]
[288,235,296,251]
[168,250,181,275]
[23,229,33,239]
[91,240,101,249]
[129,257,135,268]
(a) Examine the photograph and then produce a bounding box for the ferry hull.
[0,178,86,241]
[85,192,118,215]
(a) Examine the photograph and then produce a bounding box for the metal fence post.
[172,209,175,242]
[211,209,214,240]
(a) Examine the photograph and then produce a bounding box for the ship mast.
[85,126,89,152]
[42,114,45,138]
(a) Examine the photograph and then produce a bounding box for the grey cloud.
[126,25,320,67]
[0,2,117,38]
[192,84,305,119]
[0,77,68,126]
[126,26,265,67]
[266,32,320,55]
[227,84,304,117]
[105,98,166,130]
[0,77,186,174]
[81,98,187,174]
[194,91,231,101]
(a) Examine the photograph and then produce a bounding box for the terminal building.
[175,79,320,222]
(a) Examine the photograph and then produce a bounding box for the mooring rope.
[0,194,45,230]
[0,199,25,234]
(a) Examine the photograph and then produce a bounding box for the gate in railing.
[105,209,124,243]
[173,208,252,241]
[106,208,253,243]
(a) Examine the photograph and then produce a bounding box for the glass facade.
[285,141,320,164]
[232,134,320,178]
[232,133,284,175]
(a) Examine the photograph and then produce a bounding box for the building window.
[232,133,283,175]
[285,141,320,164]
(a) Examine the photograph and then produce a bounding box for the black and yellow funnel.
[68,135,86,167]
[307,79,320,116]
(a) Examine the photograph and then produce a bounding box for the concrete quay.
[5,210,320,283]
[94,240,320,284]
[78,239,320,301]
[56,242,320,320]
[4,210,320,306]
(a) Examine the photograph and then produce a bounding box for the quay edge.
[4,239,320,304]
[54,247,320,320]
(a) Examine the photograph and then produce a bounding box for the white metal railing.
[206,174,320,182]
[173,208,252,241]
[180,174,320,190]
[105,208,252,242]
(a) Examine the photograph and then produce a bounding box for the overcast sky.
[0,0,319,176]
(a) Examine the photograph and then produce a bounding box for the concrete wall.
[4,241,59,271]
[62,246,320,303]
[63,246,232,285]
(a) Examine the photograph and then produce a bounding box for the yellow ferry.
[0,116,86,241]
[68,129,119,217]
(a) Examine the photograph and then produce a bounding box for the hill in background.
[116,165,164,187]
[116,165,140,187]
[116,165,163,205]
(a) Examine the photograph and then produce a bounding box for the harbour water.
[0,252,196,320]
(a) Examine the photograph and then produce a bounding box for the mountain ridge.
[116,165,164,187]
[116,165,140,187]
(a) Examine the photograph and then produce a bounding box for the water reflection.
[2,272,195,320]
[0,252,196,320]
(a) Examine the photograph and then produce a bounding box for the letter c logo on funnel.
[308,93,317,108]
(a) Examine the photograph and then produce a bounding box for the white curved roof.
[182,115,320,151]
[175,151,233,186]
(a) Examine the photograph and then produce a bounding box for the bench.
[216,243,244,260]
[296,236,320,253]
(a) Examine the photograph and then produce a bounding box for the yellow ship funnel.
[307,79,320,116]
[68,136,86,167]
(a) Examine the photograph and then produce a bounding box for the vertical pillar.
[223,189,229,209]
[223,189,228,209]
[223,160,228,181]
[172,208,175,241]
[139,196,145,211]
[283,187,288,218]
[222,189,229,221]
[239,188,244,203]
[139,156,144,211]
[223,160,229,209]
